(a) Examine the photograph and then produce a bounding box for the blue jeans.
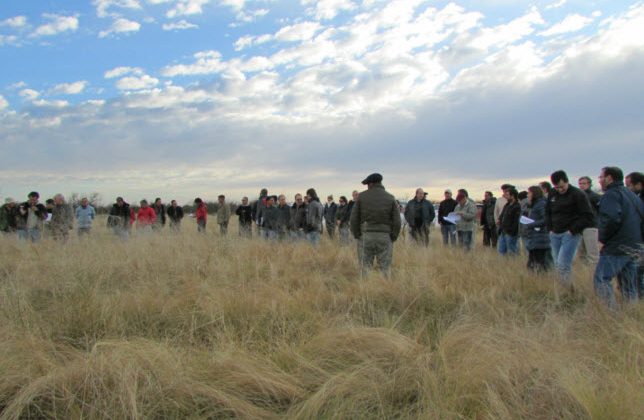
[550,232,581,286]
[306,231,321,246]
[457,230,473,251]
[594,254,638,309]
[17,228,41,242]
[498,233,519,256]
[441,224,457,246]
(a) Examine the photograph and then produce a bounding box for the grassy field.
[0,218,642,419]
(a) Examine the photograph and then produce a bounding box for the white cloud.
[94,0,142,18]
[301,0,357,21]
[31,14,79,37]
[167,0,211,18]
[99,18,141,37]
[275,21,322,42]
[116,74,159,90]
[236,8,269,23]
[52,81,88,95]
[8,81,28,90]
[468,7,544,50]
[0,95,8,111]
[32,99,69,108]
[0,35,19,46]
[162,20,199,30]
[0,15,28,28]
[19,89,40,100]
[105,66,144,78]
[162,50,226,76]
[540,13,596,37]
[220,0,245,12]
[545,0,566,10]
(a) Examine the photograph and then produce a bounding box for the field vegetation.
[0,218,642,419]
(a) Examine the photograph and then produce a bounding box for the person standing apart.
[594,166,643,308]
[216,195,231,236]
[194,198,207,233]
[545,170,594,289]
[350,173,401,276]
[75,197,96,237]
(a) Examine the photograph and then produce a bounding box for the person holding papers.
[454,189,477,251]
[497,188,521,256]
[524,186,551,272]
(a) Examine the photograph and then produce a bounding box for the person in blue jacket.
[594,166,643,309]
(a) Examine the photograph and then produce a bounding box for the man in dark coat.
[404,188,435,247]
[236,196,253,238]
[438,189,457,246]
[323,195,338,239]
[167,200,184,231]
[108,197,132,240]
[17,192,47,242]
[480,191,497,247]
[350,173,401,277]
[594,166,643,308]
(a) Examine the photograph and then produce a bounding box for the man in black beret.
[350,173,401,276]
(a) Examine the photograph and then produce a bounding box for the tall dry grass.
[0,218,642,419]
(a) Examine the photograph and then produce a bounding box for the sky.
[1,0,643,204]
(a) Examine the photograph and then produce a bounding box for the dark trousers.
[482,225,498,247]
[527,248,551,273]
[410,225,429,247]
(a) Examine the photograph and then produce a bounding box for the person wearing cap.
[323,195,338,239]
[236,197,253,238]
[216,195,231,236]
[404,188,435,247]
[438,189,458,246]
[304,188,324,246]
[350,173,401,276]
[75,197,96,237]
[545,170,594,289]
[0,197,18,235]
[16,192,48,242]
[50,193,74,241]
[108,197,133,240]
[454,189,477,251]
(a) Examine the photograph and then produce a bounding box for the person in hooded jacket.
[525,186,551,272]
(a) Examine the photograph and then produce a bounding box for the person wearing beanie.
[350,173,401,276]
[454,189,477,251]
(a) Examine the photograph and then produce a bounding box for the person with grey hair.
[50,193,73,241]
[75,197,96,237]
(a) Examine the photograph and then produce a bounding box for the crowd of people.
[1,168,642,309]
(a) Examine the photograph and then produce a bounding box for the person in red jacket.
[194,197,207,233]
[136,199,157,233]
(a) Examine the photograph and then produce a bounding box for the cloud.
[235,8,269,23]
[0,95,8,111]
[161,50,226,76]
[275,21,322,42]
[301,0,357,21]
[104,66,144,78]
[467,7,544,50]
[0,34,19,46]
[220,0,245,12]
[32,99,69,108]
[162,20,199,30]
[31,14,79,37]
[94,0,142,18]
[539,13,597,37]
[52,81,88,95]
[167,0,211,18]
[19,89,40,100]
[545,0,566,10]
[0,15,28,28]
[99,18,141,37]
[115,74,159,90]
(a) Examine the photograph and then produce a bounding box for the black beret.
[361,173,383,185]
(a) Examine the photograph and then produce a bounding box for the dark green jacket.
[350,183,401,240]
